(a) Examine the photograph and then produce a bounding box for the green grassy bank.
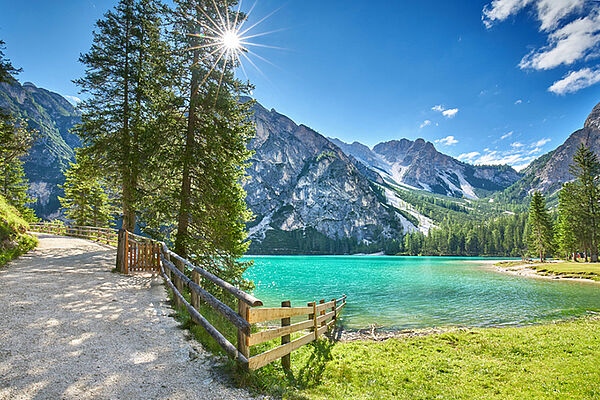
[166,287,600,400]
[0,195,37,266]
[533,262,600,281]
[496,260,600,281]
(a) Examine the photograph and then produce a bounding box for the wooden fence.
[28,222,346,370]
[29,223,118,246]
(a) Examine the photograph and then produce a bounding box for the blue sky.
[1,0,599,170]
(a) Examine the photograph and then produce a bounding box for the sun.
[221,30,242,52]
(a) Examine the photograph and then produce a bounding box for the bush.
[0,194,37,266]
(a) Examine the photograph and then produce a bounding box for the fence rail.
[27,222,346,370]
[29,223,118,246]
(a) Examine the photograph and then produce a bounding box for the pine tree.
[568,144,600,262]
[149,0,256,297]
[59,152,118,227]
[74,0,174,231]
[556,182,580,260]
[526,191,553,262]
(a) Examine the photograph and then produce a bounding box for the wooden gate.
[119,230,161,274]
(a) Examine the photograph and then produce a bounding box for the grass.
[0,195,37,267]
[532,262,600,281]
[293,316,600,400]
[164,284,600,400]
[495,260,600,281]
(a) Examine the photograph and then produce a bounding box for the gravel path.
[0,234,259,400]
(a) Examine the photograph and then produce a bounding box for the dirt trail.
[0,233,259,400]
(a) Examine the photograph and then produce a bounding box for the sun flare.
[221,30,242,51]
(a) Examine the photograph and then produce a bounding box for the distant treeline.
[400,213,527,257]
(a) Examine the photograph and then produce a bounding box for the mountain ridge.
[0,80,81,218]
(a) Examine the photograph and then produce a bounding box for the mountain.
[330,137,522,199]
[501,101,600,200]
[243,101,410,254]
[0,80,81,218]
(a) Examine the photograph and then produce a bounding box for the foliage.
[401,212,527,256]
[59,151,118,227]
[526,191,553,261]
[0,194,37,266]
[137,0,257,300]
[555,144,600,261]
[0,39,21,85]
[249,227,402,255]
[556,184,578,260]
[0,40,37,222]
[74,0,176,231]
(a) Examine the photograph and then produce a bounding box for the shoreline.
[466,259,600,284]
[335,311,600,342]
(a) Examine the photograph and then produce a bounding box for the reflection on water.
[243,256,600,330]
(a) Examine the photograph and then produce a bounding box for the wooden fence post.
[237,300,250,361]
[319,299,325,327]
[281,300,291,371]
[191,270,200,310]
[123,230,129,274]
[173,258,185,306]
[116,229,124,271]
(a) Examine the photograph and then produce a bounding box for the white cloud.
[515,99,523,104]
[442,108,459,118]
[501,131,513,139]
[519,12,600,70]
[548,67,600,94]
[431,105,459,118]
[64,95,82,105]
[483,0,584,31]
[482,0,600,93]
[532,137,551,147]
[435,135,459,146]
[457,151,481,161]
[419,120,432,129]
[511,141,524,148]
[529,147,542,154]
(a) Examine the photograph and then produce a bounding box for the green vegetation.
[531,262,600,281]
[249,227,401,255]
[401,212,527,256]
[0,194,37,266]
[69,0,255,298]
[526,191,553,261]
[0,40,37,222]
[59,151,118,227]
[228,317,600,399]
[555,144,600,262]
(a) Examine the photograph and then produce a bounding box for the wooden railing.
[29,222,118,246]
[28,222,346,370]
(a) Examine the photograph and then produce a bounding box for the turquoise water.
[243,256,600,330]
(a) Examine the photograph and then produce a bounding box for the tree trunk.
[174,33,201,258]
[121,3,135,232]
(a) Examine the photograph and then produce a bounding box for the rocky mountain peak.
[584,101,600,131]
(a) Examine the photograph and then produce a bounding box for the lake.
[243,256,600,330]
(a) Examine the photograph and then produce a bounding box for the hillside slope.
[500,101,600,200]
[244,101,409,253]
[0,81,81,218]
[0,195,37,266]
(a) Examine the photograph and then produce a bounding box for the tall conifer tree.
[568,144,600,261]
[154,0,255,295]
[526,191,553,262]
[59,152,118,227]
[75,0,173,231]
